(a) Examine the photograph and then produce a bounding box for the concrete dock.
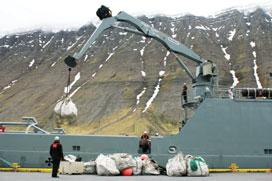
[0,172,272,181]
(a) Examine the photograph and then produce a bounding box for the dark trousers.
[139,139,151,154]
[183,95,187,103]
[52,159,61,177]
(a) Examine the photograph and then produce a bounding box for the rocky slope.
[0,8,271,135]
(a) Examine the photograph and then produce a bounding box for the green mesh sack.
[190,160,198,171]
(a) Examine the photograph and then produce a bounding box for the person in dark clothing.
[139,131,151,153]
[50,136,64,178]
[182,83,188,103]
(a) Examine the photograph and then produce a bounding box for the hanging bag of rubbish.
[54,67,78,118]
[54,98,78,118]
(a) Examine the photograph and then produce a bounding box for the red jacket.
[50,141,64,161]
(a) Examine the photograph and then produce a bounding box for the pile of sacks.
[62,153,160,176]
[94,153,160,176]
[166,152,209,176]
[61,152,208,176]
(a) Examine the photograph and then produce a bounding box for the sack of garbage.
[54,98,78,117]
[83,160,96,174]
[142,158,160,175]
[132,157,143,175]
[166,152,187,176]
[186,155,209,176]
[64,155,77,162]
[95,154,120,176]
[109,153,136,171]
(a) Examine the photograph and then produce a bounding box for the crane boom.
[64,6,217,98]
[68,11,203,65]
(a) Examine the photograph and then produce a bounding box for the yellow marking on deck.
[0,167,51,172]
[209,168,272,173]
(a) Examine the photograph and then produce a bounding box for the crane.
[64,5,217,99]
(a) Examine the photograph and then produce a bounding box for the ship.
[0,6,272,170]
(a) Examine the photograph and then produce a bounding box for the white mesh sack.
[64,154,77,162]
[166,152,187,176]
[83,161,96,174]
[54,98,78,117]
[132,157,143,175]
[142,158,160,175]
[95,154,120,176]
[186,156,209,176]
[109,153,136,171]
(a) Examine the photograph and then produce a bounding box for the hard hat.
[54,136,60,141]
[144,131,147,134]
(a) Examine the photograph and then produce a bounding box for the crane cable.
[65,68,72,98]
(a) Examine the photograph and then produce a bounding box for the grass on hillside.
[57,107,179,136]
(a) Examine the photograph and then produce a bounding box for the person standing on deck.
[139,131,151,154]
[182,83,188,103]
[50,136,64,178]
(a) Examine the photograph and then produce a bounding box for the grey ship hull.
[0,98,272,168]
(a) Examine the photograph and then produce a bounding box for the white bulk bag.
[64,154,77,162]
[132,157,143,175]
[186,156,209,176]
[95,154,120,176]
[109,153,136,171]
[83,161,96,174]
[54,98,78,117]
[166,152,187,176]
[142,159,160,175]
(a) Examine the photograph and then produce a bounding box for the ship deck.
[1,172,272,181]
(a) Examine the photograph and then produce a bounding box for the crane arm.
[115,12,203,64]
[64,9,203,69]
[73,17,117,60]
[64,6,217,98]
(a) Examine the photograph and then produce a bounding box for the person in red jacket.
[50,136,64,178]
[139,131,151,153]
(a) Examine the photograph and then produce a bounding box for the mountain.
[0,8,271,135]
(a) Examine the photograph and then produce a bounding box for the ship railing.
[51,128,65,134]
[213,87,272,100]
[0,117,49,134]
[181,87,272,106]
[212,88,231,99]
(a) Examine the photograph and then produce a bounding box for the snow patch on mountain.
[143,78,162,113]
[228,29,236,41]
[250,41,256,48]
[29,59,35,67]
[2,80,18,91]
[220,45,230,60]
[64,72,81,94]
[67,36,82,50]
[195,25,210,30]
[42,36,54,49]
[84,54,89,62]
[230,70,239,88]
